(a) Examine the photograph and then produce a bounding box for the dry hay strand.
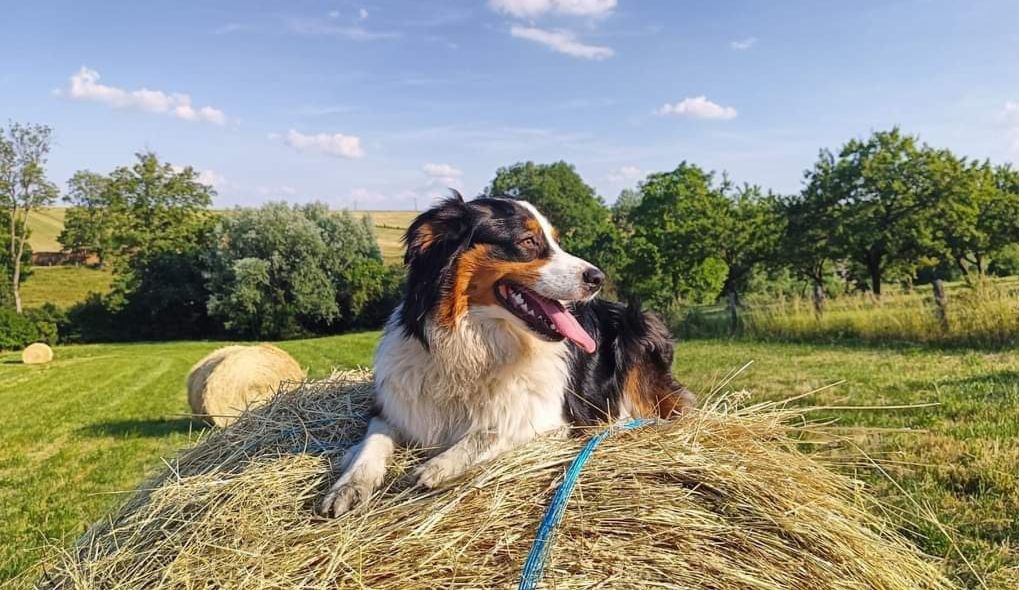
[40,371,957,590]
[22,342,54,365]
[186,344,304,427]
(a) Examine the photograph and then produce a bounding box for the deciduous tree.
[0,122,57,313]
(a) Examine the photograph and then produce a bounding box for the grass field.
[20,266,113,310]
[2,335,1018,588]
[24,209,66,253]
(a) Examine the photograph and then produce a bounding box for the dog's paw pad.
[318,482,370,517]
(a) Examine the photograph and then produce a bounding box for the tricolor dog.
[319,193,694,516]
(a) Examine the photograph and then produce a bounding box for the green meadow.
[2,334,1017,588]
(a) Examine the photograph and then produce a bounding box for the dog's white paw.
[412,457,460,489]
[318,469,378,517]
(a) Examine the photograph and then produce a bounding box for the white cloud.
[423,163,463,178]
[607,165,642,183]
[271,129,364,159]
[510,26,613,60]
[171,165,226,189]
[730,37,757,50]
[63,67,226,125]
[359,8,369,20]
[423,163,464,190]
[286,18,400,40]
[490,0,616,18]
[328,10,340,19]
[657,96,738,120]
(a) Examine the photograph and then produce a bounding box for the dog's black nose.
[583,267,605,289]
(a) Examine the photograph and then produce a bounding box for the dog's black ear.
[403,195,472,265]
[400,196,474,346]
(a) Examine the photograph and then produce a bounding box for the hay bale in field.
[22,342,53,365]
[41,372,957,590]
[186,344,304,427]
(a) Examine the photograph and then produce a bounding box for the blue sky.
[3,0,1019,209]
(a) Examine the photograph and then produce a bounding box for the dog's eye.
[518,236,537,249]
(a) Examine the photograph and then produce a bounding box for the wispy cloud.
[423,162,464,189]
[730,37,758,50]
[172,165,226,189]
[214,23,249,35]
[657,96,738,120]
[270,129,364,159]
[490,0,616,18]
[60,67,226,125]
[510,26,613,60]
[286,17,401,41]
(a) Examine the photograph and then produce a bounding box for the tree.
[0,122,58,313]
[205,203,389,338]
[60,170,119,267]
[808,128,933,295]
[921,152,1016,277]
[104,152,214,259]
[486,161,622,278]
[781,151,841,313]
[620,163,731,306]
[716,185,785,305]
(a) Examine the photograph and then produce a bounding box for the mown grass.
[2,335,1017,588]
[20,266,113,310]
[25,209,66,253]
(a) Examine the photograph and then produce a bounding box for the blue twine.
[517,418,653,590]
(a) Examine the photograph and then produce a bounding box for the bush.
[0,308,40,350]
[989,244,1019,277]
[205,203,390,339]
[24,303,65,345]
[62,294,119,343]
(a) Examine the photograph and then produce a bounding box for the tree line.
[3,121,1019,348]
[488,128,1019,316]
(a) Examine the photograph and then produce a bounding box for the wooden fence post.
[727,290,740,334]
[812,283,826,318]
[932,279,949,331]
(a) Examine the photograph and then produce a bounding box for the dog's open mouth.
[495,280,596,353]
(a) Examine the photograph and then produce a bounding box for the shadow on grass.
[914,370,1019,395]
[81,417,207,438]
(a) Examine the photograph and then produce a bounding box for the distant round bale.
[187,344,305,427]
[21,342,53,365]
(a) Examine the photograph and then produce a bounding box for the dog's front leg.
[318,416,398,517]
[412,430,513,489]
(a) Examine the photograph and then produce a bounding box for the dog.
[319,193,694,517]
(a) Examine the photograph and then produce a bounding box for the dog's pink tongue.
[533,296,597,354]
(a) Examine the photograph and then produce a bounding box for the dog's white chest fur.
[374,306,570,449]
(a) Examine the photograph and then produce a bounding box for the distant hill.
[26,207,417,264]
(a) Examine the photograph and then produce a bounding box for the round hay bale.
[186,344,304,427]
[42,372,957,590]
[21,342,53,365]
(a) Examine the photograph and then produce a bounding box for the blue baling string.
[517,418,653,590]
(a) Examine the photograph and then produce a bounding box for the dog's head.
[399,192,603,353]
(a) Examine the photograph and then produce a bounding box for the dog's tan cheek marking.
[435,246,555,328]
[436,244,492,329]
